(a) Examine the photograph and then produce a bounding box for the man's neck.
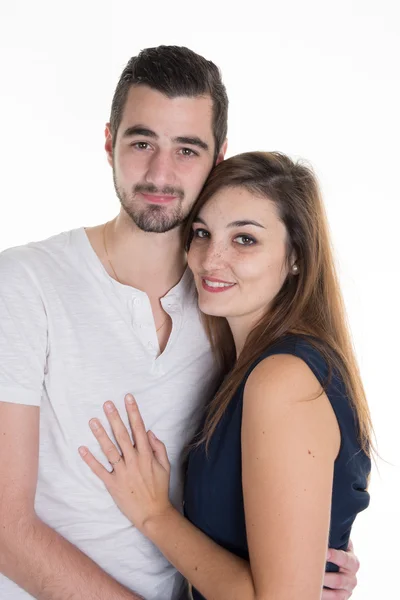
[87,212,187,297]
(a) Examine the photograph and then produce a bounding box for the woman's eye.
[193,228,209,239]
[234,235,256,246]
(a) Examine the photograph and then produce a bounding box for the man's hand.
[322,541,360,599]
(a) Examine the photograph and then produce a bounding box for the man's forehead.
[121,85,214,135]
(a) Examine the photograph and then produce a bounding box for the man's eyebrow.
[122,126,158,139]
[173,136,209,151]
[122,128,209,151]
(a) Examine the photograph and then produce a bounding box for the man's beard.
[113,173,189,233]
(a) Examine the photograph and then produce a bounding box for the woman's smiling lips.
[201,276,236,293]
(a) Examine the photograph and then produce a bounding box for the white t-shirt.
[0,228,219,600]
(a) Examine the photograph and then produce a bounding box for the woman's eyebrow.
[192,218,265,229]
[193,216,207,225]
[227,220,266,229]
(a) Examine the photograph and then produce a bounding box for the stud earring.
[292,264,299,273]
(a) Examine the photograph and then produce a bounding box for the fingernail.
[90,419,100,430]
[125,394,135,405]
[78,446,88,456]
[149,430,156,439]
[104,401,115,413]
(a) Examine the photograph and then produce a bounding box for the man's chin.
[130,213,183,234]
[124,204,189,233]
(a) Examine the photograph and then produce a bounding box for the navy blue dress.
[184,335,371,600]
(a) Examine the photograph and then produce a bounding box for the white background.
[1,1,399,597]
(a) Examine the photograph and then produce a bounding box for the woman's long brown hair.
[184,151,373,455]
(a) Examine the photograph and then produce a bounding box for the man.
[0,46,360,599]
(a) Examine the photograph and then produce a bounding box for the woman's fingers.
[148,430,170,473]
[89,418,123,467]
[78,446,113,483]
[103,401,135,458]
[327,546,360,574]
[125,394,152,455]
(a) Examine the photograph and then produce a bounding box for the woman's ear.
[289,251,299,275]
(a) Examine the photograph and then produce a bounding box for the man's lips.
[140,193,178,204]
[201,276,236,293]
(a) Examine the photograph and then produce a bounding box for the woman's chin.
[198,299,231,318]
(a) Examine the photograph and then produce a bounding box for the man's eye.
[132,142,150,150]
[180,148,197,157]
[234,235,256,246]
[193,228,209,239]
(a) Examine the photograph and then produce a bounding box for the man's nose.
[144,150,176,190]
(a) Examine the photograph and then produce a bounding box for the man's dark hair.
[110,45,228,160]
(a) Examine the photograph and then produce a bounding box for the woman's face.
[187,186,291,327]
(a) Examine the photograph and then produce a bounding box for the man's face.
[106,85,223,233]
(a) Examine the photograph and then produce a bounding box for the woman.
[78,152,372,599]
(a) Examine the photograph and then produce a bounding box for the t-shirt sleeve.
[0,250,48,406]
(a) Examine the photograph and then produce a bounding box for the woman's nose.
[201,241,227,272]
